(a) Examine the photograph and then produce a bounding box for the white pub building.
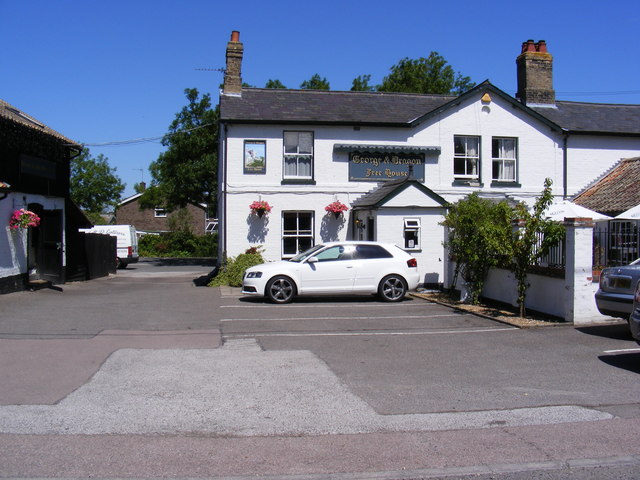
[218,32,640,288]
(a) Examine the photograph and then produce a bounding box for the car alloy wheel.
[266,275,295,304]
[379,274,407,302]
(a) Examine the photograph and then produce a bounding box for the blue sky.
[3,0,639,198]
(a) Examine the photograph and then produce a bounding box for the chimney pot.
[537,40,548,53]
[230,30,240,42]
[526,40,536,52]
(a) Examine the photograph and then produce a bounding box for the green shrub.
[138,232,217,258]
[209,248,265,287]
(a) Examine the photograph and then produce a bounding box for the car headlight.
[245,271,262,279]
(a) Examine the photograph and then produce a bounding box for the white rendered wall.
[409,94,564,200]
[479,221,611,323]
[566,135,640,196]
[0,193,66,280]
[375,207,447,285]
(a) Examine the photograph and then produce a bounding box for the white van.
[80,225,139,268]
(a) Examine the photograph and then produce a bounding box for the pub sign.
[349,151,425,182]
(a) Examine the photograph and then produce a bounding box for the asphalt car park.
[219,292,640,415]
[2,261,640,479]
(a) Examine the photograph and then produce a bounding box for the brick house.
[115,191,213,235]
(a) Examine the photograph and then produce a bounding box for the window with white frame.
[453,136,480,180]
[403,218,420,249]
[154,207,167,218]
[492,137,517,182]
[283,131,313,179]
[282,211,314,257]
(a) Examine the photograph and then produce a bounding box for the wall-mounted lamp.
[0,181,11,202]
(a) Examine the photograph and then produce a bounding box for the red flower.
[249,200,272,215]
[325,201,348,214]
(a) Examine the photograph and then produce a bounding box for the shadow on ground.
[576,323,632,341]
[145,257,216,267]
[599,353,640,374]
[238,295,417,304]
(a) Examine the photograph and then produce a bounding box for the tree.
[506,179,565,317]
[141,88,218,211]
[300,74,330,90]
[378,52,475,95]
[351,74,375,92]
[70,147,125,221]
[441,193,512,304]
[265,79,286,89]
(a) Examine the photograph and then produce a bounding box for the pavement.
[0,337,612,436]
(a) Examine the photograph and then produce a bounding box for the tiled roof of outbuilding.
[572,157,640,216]
[0,98,80,146]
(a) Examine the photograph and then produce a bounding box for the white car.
[242,241,420,303]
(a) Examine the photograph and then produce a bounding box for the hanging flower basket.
[9,208,40,230]
[325,201,348,218]
[249,200,272,218]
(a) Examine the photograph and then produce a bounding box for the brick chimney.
[516,39,555,105]
[223,31,243,96]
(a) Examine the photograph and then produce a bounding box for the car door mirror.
[307,257,318,264]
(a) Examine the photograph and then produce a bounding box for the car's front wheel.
[378,275,407,302]
[266,275,296,304]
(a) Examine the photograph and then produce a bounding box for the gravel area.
[412,292,569,328]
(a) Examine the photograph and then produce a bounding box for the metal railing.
[593,222,639,268]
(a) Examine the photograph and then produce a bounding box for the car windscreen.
[289,244,325,263]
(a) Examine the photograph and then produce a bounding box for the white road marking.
[603,348,640,354]
[221,314,462,322]
[224,327,517,338]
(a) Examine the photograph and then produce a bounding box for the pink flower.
[9,209,40,229]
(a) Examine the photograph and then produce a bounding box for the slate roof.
[572,157,640,216]
[220,88,455,126]
[220,85,640,135]
[352,177,448,209]
[530,102,640,135]
[0,98,80,146]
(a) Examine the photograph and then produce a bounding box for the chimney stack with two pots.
[516,39,555,106]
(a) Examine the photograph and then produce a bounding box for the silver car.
[630,280,640,345]
[595,259,640,319]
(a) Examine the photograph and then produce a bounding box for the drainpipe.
[562,131,569,199]
[217,122,228,266]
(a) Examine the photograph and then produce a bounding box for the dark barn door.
[29,207,63,283]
